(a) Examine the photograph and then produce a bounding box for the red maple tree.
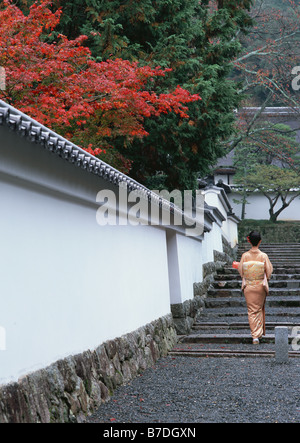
[0,0,201,172]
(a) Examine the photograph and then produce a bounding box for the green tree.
[224,0,300,160]
[234,123,300,174]
[233,123,300,221]
[80,0,254,191]
[238,165,300,222]
[15,0,254,191]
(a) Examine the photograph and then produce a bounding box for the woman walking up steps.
[238,231,273,345]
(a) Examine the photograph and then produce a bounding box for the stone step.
[271,275,300,280]
[238,257,300,260]
[243,250,300,253]
[255,262,300,266]
[178,246,300,360]
[199,312,300,328]
[207,288,300,297]
[201,307,300,319]
[213,280,300,289]
[215,274,300,281]
[192,321,300,331]
[241,249,300,253]
[205,296,300,309]
[170,341,300,358]
[179,333,296,344]
[256,258,300,261]
[219,267,300,275]
[243,255,300,259]
[246,260,300,264]
[238,244,300,249]
[239,247,300,251]
[245,250,300,253]
[259,260,300,264]
[261,252,300,255]
[169,349,300,359]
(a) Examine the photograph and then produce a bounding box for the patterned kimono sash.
[242,261,265,287]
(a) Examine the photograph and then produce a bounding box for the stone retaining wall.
[171,256,228,336]
[0,315,177,423]
[171,238,236,336]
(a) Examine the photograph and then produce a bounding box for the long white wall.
[167,232,203,305]
[0,124,239,386]
[229,191,300,221]
[201,186,238,248]
[0,178,171,385]
[0,128,173,385]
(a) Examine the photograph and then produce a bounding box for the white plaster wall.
[0,124,240,386]
[201,232,211,265]
[221,221,230,244]
[203,189,223,217]
[208,223,223,257]
[229,191,300,221]
[0,174,171,384]
[227,217,239,248]
[202,187,233,243]
[0,127,171,385]
[167,233,203,305]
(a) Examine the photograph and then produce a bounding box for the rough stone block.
[275,327,289,363]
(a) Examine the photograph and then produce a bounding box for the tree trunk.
[269,203,289,223]
[269,213,278,223]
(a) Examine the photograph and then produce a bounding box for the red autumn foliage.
[0,0,201,170]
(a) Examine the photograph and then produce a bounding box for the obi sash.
[242,261,265,287]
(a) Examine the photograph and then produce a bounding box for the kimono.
[238,248,273,339]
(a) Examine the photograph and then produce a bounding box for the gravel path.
[86,356,300,424]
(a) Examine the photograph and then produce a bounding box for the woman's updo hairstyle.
[247,231,262,247]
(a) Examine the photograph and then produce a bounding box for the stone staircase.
[171,243,300,358]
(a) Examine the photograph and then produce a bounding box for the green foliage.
[243,165,300,191]
[233,123,300,221]
[237,165,300,222]
[15,0,254,191]
[82,0,254,191]
[234,123,300,179]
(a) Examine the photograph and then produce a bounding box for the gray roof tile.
[0,99,149,193]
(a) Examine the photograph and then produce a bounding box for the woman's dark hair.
[247,231,262,246]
